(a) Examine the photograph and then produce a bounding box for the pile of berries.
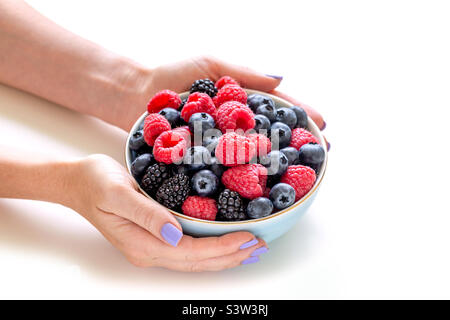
[129,77,325,221]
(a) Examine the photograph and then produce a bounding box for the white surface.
[0,0,449,299]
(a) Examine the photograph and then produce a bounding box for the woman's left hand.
[123,56,326,132]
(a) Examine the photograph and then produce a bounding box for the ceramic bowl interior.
[125,89,327,226]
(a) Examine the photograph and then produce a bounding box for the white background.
[0,0,449,299]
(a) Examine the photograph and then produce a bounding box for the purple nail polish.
[321,121,327,131]
[327,141,331,151]
[239,238,258,250]
[265,74,283,80]
[161,223,182,247]
[242,256,259,265]
[251,247,268,257]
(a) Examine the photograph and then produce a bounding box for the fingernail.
[161,223,182,247]
[327,141,331,151]
[239,238,259,250]
[320,121,327,131]
[241,256,259,265]
[265,74,283,80]
[251,247,269,257]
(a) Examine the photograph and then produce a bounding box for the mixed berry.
[128,76,325,221]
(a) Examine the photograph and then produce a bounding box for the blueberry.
[247,197,274,219]
[269,183,296,210]
[256,104,276,122]
[202,129,222,156]
[183,146,211,172]
[247,94,275,112]
[254,114,271,134]
[159,108,181,126]
[260,150,289,176]
[131,153,153,178]
[209,157,226,178]
[280,147,299,165]
[298,143,325,166]
[291,106,308,129]
[276,107,297,129]
[191,170,219,197]
[203,136,219,155]
[270,122,292,149]
[129,130,146,151]
[189,112,215,136]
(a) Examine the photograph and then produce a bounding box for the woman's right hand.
[67,154,267,271]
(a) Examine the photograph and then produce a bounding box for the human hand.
[121,56,326,132]
[68,154,267,271]
[149,56,325,129]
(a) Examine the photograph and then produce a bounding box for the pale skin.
[0,0,325,271]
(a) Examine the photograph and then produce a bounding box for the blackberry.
[190,79,218,98]
[156,173,190,210]
[217,189,247,221]
[140,163,171,195]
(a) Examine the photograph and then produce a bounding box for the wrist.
[103,56,154,131]
[50,158,85,209]
[0,147,81,207]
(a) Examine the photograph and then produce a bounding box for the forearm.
[0,0,152,131]
[0,146,79,207]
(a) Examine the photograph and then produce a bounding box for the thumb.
[113,189,184,247]
[215,60,282,92]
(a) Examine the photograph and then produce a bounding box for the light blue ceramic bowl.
[125,89,327,243]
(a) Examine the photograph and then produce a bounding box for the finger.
[111,188,184,247]
[156,231,260,262]
[271,90,326,130]
[156,238,268,272]
[323,135,330,151]
[214,60,282,92]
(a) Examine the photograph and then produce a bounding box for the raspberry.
[280,165,316,201]
[182,196,217,221]
[247,133,271,157]
[215,76,239,90]
[172,126,192,143]
[181,92,216,122]
[289,128,319,150]
[215,132,256,167]
[213,85,247,107]
[143,113,171,146]
[221,164,267,199]
[215,101,255,133]
[147,90,181,113]
[153,130,187,164]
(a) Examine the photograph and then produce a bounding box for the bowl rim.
[125,89,327,225]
